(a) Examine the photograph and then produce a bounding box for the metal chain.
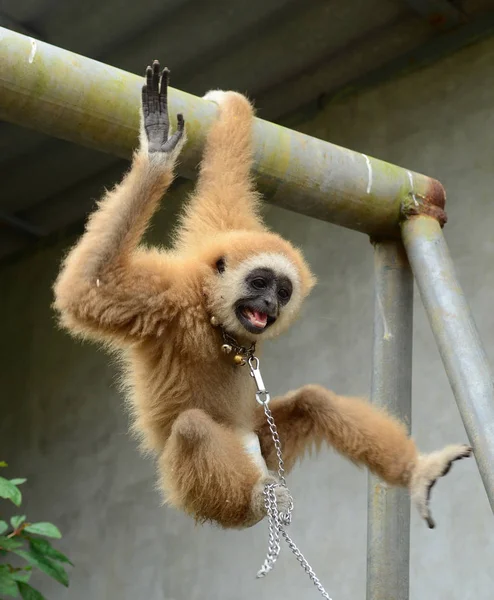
[279,528,332,599]
[221,328,256,361]
[261,400,289,488]
[248,357,333,600]
[256,483,282,576]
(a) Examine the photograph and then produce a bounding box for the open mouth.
[236,306,276,334]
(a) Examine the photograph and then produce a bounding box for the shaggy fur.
[53,63,471,530]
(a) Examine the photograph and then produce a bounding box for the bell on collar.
[221,344,233,354]
[234,354,246,366]
[210,316,220,327]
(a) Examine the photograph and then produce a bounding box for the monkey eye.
[278,288,291,301]
[216,258,226,274]
[251,278,267,290]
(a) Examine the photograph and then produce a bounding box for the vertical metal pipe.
[367,240,413,600]
[402,216,494,511]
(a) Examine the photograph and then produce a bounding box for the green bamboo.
[0,26,444,236]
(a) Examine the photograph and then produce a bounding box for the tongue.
[248,310,268,328]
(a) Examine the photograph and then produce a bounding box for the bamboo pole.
[0,26,444,237]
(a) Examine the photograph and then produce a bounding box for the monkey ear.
[215,257,226,274]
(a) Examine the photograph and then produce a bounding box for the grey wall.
[2,35,494,600]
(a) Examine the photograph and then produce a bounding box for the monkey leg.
[255,384,472,528]
[159,409,291,529]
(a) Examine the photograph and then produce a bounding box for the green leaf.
[12,571,31,583]
[0,536,24,550]
[0,520,9,535]
[12,549,69,587]
[10,479,27,486]
[17,582,45,600]
[29,539,73,566]
[10,516,26,530]
[0,477,22,507]
[0,571,19,597]
[10,570,31,584]
[24,523,61,539]
[0,461,7,468]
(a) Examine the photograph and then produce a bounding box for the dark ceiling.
[1,0,494,262]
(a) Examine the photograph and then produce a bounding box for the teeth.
[243,308,267,328]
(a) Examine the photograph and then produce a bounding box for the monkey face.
[233,266,293,335]
[202,230,316,342]
[210,252,307,341]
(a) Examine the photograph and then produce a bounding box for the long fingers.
[144,61,169,113]
[141,85,149,118]
[145,61,160,93]
[144,62,161,113]
[163,114,185,152]
[159,67,170,113]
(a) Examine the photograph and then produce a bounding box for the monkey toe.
[410,444,472,528]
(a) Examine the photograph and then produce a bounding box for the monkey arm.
[53,61,186,343]
[54,238,173,348]
[174,91,264,249]
[255,384,471,528]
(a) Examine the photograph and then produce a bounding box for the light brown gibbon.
[53,60,471,531]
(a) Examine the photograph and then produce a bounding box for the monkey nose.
[263,298,277,314]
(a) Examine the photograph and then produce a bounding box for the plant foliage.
[0,463,72,599]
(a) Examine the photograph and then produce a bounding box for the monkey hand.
[141,60,185,154]
[410,444,472,528]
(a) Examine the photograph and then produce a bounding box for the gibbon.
[53,60,471,530]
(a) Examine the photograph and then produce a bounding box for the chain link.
[221,328,256,362]
[262,401,288,488]
[249,357,332,600]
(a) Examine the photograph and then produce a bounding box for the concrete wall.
[2,35,494,600]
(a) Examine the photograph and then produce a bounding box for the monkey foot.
[410,444,472,528]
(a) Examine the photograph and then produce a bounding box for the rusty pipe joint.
[401,178,448,227]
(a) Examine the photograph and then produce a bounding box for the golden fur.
[53,66,471,530]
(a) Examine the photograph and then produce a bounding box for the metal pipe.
[402,216,494,512]
[0,26,445,237]
[366,241,413,600]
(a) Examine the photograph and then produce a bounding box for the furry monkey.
[53,61,471,530]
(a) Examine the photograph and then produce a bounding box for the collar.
[210,315,256,366]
